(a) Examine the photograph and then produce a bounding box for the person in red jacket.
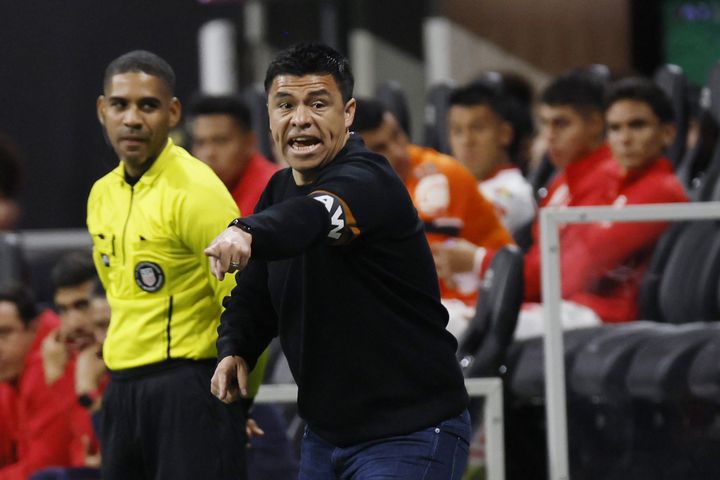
[41,251,109,469]
[0,284,76,480]
[436,73,614,298]
[557,76,688,323]
[187,95,279,216]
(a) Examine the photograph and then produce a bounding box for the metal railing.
[256,377,505,480]
[540,202,720,480]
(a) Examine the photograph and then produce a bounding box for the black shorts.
[99,360,247,480]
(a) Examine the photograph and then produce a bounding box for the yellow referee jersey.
[87,139,264,391]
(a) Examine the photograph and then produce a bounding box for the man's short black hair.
[0,283,38,327]
[541,71,605,115]
[51,250,98,291]
[264,43,354,102]
[186,95,253,132]
[351,98,387,133]
[605,77,675,124]
[449,82,511,118]
[104,50,176,95]
[449,82,533,159]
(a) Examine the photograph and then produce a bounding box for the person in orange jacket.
[352,98,512,308]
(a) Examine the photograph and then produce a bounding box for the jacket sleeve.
[216,258,278,369]
[558,177,688,297]
[0,377,75,480]
[240,161,410,260]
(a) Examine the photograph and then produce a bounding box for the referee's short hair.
[104,50,175,95]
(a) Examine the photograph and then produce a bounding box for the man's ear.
[96,95,106,126]
[344,98,356,129]
[499,120,514,149]
[586,111,605,139]
[662,123,677,149]
[169,97,181,129]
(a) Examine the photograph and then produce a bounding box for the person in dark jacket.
[205,43,470,480]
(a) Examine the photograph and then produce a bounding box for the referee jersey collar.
[111,138,175,187]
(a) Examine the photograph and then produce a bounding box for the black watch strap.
[228,218,252,234]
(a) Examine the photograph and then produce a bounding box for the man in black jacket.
[205,43,470,480]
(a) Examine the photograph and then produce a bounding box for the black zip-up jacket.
[217,134,468,447]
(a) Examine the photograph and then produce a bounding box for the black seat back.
[0,232,26,286]
[458,245,524,377]
[423,82,453,154]
[654,64,688,167]
[241,84,274,162]
[375,81,411,136]
[656,221,720,324]
[10,229,92,307]
[676,62,720,199]
[637,222,688,320]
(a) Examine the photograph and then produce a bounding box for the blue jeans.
[299,410,471,480]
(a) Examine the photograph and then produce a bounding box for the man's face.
[358,112,411,181]
[448,104,513,181]
[606,99,675,171]
[97,72,180,176]
[54,280,96,352]
[0,301,35,382]
[538,104,603,168]
[190,114,256,190]
[267,74,355,185]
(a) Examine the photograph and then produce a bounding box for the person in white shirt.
[447,82,536,234]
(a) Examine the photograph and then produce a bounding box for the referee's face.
[268,74,356,185]
[97,72,181,177]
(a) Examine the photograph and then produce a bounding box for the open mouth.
[288,136,322,154]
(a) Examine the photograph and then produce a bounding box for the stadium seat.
[0,229,92,307]
[241,84,274,162]
[375,80,411,136]
[654,64,689,167]
[422,82,453,154]
[457,245,524,378]
[675,61,720,199]
[0,232,26,286]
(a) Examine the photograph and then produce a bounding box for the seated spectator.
[353,98,512,310]
[42,252,108,468]
[435,72,618,335]
[447,82,536,234]
[0,283,76,479]
[552,76,688,324]
[187,94,279,216]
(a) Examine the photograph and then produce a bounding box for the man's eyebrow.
[273,89,332,99]
[306,89,333,99]
[272,91,294,101]
[107,95,161,103]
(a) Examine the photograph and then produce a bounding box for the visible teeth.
[291,137,319,146]
[291,143,319,152]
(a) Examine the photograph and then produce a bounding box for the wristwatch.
[77,389,101,409]
[228,218,252,234]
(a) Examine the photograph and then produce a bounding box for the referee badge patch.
[135,261,165,292]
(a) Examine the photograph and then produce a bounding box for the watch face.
[77,393,94,408]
